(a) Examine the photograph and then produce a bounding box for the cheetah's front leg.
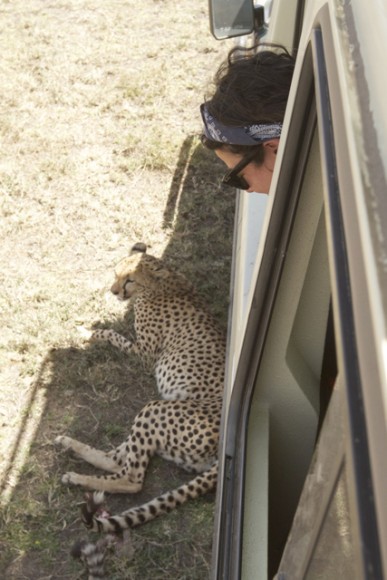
[90,329,138,355]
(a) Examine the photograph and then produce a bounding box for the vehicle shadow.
[161,134,235,323]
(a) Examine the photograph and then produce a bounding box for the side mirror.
[209,0,255,40]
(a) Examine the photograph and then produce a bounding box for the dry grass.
[0,1,234,578]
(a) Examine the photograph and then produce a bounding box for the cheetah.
[55,242,226,534]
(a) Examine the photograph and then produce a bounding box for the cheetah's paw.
[54,435,73,450]
[62,472,80,486]
[76,325,93,341]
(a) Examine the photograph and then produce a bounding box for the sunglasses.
[222,149,258,190]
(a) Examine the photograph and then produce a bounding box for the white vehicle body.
[209,0,387,578]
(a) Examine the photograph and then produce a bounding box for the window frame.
[212,42,318,580]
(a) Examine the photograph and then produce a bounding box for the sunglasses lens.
[222,151,256,190]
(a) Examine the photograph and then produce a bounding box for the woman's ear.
[263,138,280,151]
[263,139,280,169]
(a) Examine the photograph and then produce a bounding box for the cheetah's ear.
[130,242,147,255]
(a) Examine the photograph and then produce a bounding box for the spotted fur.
[55,243,225,534]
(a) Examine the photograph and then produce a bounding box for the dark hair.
[202,43,295,162]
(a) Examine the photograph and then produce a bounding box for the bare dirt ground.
[0,1,234,577]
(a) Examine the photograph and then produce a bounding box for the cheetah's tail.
[82,461,218,534]
[71,534,117,579]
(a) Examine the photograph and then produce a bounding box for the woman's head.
[201,43,295,193]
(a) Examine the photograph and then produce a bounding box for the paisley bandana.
[200,103,282,146]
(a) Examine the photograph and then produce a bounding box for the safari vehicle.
[208,0,387,579]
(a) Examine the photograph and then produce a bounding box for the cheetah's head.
[111,243,171,300]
